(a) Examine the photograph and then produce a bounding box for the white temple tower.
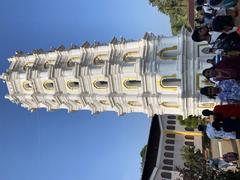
[1,28,216,117]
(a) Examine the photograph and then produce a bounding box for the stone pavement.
[210,139,240,164]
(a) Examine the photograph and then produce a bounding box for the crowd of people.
[192,0,240,139]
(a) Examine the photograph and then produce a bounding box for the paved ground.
[211,139,240,165]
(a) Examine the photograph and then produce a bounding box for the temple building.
[141,114,202,180]
[1,28,216,118]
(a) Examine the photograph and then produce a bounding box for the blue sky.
[0,0,171,180]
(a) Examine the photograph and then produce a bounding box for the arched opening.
[167,120,176,125]
[185,135,194,140]
[164,152,174,158]
[67,81,79,90]
[163,159,173,165]
[123,80,141,89]
[165,146,174,151]
[158,75,179,91]
[168,115,176,119]
[158,46,178,60]
[23,81,33,91]
[43,80,54,90]
[99,100,110,105]
[161,102,179,108]
[93,54,108,65]
[74,100,82,105]
[123,51,139,63]
[166,126,175,130]
[44,60,55,69]
[93,80,108,89]
[161,172,172,179]
[165,139,175,144]
[67,57,81,67]
[127,101,142,107]
[162,166,173,171]
[23,62,34,71]
[166,134,175,138]
[162,78,181,87]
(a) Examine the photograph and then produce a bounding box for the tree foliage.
[178,115,204,129]
[177,146,240,180]
[149,0,189,35]
[140,145,148,171]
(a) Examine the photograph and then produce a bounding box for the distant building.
[141,114,202,180]
[1,28,216,117]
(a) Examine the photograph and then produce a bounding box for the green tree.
[178,115,204,129]
[149,0,189,35]
[177,146,240,180]
[140,145,147,171]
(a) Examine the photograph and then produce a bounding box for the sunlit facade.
[1,28,215,117]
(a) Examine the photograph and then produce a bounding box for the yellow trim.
[99,100,110,105]
[43,80,55,91]
[74,100,82,105]
[93,54,108,65]
[161,102,179,108]
[23,62,34,71]
[44,60,55,69]
[69,57,81,61]
[22,81,33,91]
[198,103,215,109]
[123,51,139,62]
[122,78,141,90]
[128,101,142,107]
[157,46,178,60]
[157,74,177,91]
[163,130,203,136]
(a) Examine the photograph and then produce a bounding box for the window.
[164,152,174,158]
[165,146,174,151]
[162,78,181,87]
[67,81,79,90]
[185,135,194,140]
[93,54,108,65]
[123,80,141,89]
[158,45,178,60]
[162,166,173,171]
[23,81,33,91]
[23,62,34,71]
[74,100,82,105]
[167,120,176,125]
[163,159,173,165]
[165,139,175,144]
[166,134,175,138]
[168,115,176,119]
[44,60,55,69]
[93,80,108,89]
[67,57,80,67]
[123,51,139,63]
[43,80,54,90]
[161,172,172,179]
[99,100,110,105]
[158,75,179,91]
[166,126,175,130]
